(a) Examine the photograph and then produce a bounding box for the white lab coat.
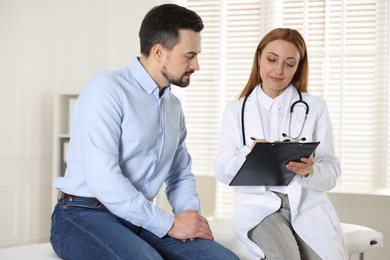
[213,85,348,260]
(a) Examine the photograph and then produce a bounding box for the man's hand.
[167,209,214,242]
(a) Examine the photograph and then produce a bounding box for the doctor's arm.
[295,100,341,191]
[213,104,251,185]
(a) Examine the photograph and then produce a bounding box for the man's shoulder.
[88,64,137,88]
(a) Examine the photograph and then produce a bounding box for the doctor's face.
[161,29,201,88]
[259,39,300,98]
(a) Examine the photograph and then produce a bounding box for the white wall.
[0,0,164,248]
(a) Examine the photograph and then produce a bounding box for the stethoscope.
[241,87,309,146]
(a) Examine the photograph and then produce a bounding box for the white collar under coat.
[241,84,299,143]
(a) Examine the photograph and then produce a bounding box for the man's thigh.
[138,228,239,260]
[50,199,163,260]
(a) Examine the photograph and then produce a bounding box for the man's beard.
[162,66,194,88]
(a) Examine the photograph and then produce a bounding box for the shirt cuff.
[238,145,251,157]
[295,169,314,185]
[144,208,175,238]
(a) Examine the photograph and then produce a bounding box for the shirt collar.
[257,83,293,111]
[129,57,171,98]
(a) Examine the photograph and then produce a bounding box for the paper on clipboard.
[229,142,320,186]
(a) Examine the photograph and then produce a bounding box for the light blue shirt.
[54,58,200,237]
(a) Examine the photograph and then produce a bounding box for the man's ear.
[151,44,165,63]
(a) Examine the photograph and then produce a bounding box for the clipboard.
[229,142,320,186]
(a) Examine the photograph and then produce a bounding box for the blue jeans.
[50,196,239,260]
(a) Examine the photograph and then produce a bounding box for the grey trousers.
[247,192,322,260]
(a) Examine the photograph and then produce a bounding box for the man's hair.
[139,4,204,56]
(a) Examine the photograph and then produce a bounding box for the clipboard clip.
[281,133,306,142]
[250,137,304,144]
[274,139,300,143]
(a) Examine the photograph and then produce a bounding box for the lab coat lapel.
[243,87,264,144]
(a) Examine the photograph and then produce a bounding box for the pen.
[250,137,257,140]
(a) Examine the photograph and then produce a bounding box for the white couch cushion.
[0,222,382,259]
[341,223,384,255]
[0,243,58,260]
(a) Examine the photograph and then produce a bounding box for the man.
[50,3,239,260]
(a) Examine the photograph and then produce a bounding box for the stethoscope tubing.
[241,86,309,146]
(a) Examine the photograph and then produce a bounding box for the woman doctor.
[213,28,348,260]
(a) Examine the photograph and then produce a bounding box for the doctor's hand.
[286,157,315,177]
[167,209,214,242]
